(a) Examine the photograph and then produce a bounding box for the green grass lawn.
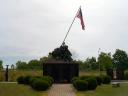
[77,83,128,96]
[0,70,42,81]
[0,70,104,81]
[79,71,106,76]
[0,83,47,96]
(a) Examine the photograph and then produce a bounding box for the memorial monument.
[43,6,85,83]
[43,43,79,83]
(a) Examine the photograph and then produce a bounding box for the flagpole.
[61,7,81,46]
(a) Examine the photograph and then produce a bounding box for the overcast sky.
[0,0,128,66]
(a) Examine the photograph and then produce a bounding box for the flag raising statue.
[76,7,85,30]
[62,6,85,46]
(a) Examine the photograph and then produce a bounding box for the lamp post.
[5,65,9,81]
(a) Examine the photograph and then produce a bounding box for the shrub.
[86,77,98,90]
[17,76,33,85]
[31,79,50,91]
[102,75,111,84]
[31,76,54,86]
[72,77,80,87]
[23,76,32,85]
[96,76,102,85]
[17,76,25,84]
[124,72,128,80]
[17,75,53,91]
[29,76,53,86]
[29,77,37,86]
[46,76,54,84]
[41,76,54,86]
[73,80,88,91]
[72,77,79,83]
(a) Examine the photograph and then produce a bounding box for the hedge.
[17,75,54,91]
[17,76,25,84]
[86,77,97,90]
[73,80,88,91]
[95,76,102,85]
[31,79,50,91]
[101,75,111,84]
[72,76,98,91]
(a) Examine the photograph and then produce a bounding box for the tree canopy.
[28,59,41,69]
[113,49,128,70]
[98,52,113,70]
[85,57,98,70]
[16,60,41,70]
[13,48,128,71]
[16,61,28,70]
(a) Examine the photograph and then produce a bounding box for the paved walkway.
[111,80,128,83]
[0,82,17,83]
[48,84,76,96]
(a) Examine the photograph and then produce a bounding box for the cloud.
[0,0,128,66]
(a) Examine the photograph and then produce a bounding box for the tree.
[16,61,28,70]
[50,44,72,61]
[40,54,53,63]
[98,52,113,70]
[113,49,128,70]
[74,60,88,71]
[85,57,98,70]
[113,49,128,79]
[11,64,15,70]
[16,59,42,70]
[28,59,41,70]
[40,56,49,63]
[0,60,3,70]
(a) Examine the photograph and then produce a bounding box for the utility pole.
[98,48,101,76]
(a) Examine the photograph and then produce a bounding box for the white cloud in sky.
[0,0,128,66]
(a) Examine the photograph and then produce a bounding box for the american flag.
[76,7,85,30]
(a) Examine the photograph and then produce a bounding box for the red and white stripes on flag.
[76,7,85,30]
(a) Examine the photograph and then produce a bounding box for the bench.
[112,82,120,87]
